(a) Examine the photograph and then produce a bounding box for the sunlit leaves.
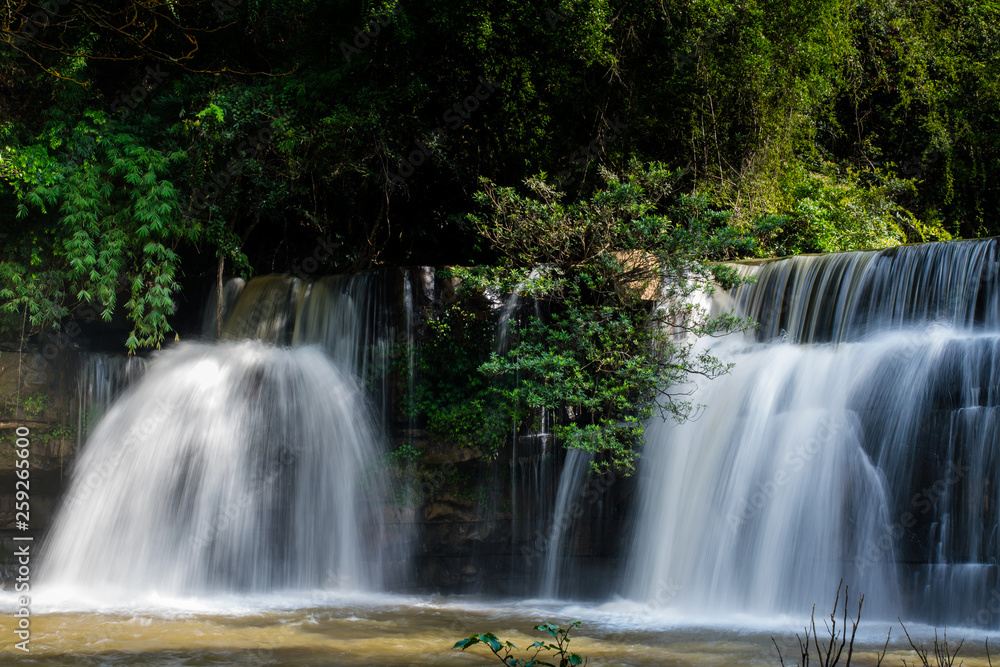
[460,163,752,473]
[452,620,584,667]
[0,118,197,352]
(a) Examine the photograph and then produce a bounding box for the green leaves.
[467,162,685,272]
[461,164,752,473]
[3,0,991,359]
[0,116,203,352]
[452,621,585,667]
[451,632,506,651]
[402,304,515,453]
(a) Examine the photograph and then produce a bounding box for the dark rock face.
[0,345,80,581]
[391,433,633,597]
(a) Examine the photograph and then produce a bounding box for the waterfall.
[736,239,1000,343]
[43,342,391,596]
[43,272,402,599]
[76,352,147,449]
[211,272,395,416]
[490,281,523,355]
[630,238,1000,625]
[483,283,565,594]
[483,276,622,598]
[540,448,593,598]
[200,276,246,338]
[402,269,418,437]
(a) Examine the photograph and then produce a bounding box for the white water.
[41,342,391,598]
[213,273,394,416]
[541,448,594,598]
[403,268,419,434]
[76,352,147,448]
[629,334,903,616]
[630,239,1000,627]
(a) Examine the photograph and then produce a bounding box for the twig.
[876,627,892,667]
[899,620,963,667]
[772,637,788,667]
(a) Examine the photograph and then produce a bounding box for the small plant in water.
[453,620,586,666]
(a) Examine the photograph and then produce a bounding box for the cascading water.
[40,272,401,599]
[402,269,419,436]
[540,448,593,598]
[484,285,563,594]
[483,280,622,599]
[630,238,1000,626]
[76,352,147,448]
[19,244,1000,665]
[41,342,390,597]
[200,276,246,338]
[215,273,394,413]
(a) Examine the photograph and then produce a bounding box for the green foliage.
[0,108,256,351]
[31,425,75,447]
[2,0,998,351]
[667,164,954,260]
[465,162,682,267]
[776,164,951,253]
[453,620,585,667]
[389,440,422,463]
[19,392,47,418]
[458,163,752,473]
[402,303,515,453]
[1,115,196,351]
[843,0,1000,236]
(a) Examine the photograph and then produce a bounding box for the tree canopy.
[1,0,997,462]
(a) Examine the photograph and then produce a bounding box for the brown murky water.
[0,595,995,666]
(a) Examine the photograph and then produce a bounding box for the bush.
[455,162,752,473]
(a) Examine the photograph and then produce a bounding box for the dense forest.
[2,0,998,465]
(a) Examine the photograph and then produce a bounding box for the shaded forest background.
[2,0,997,343]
